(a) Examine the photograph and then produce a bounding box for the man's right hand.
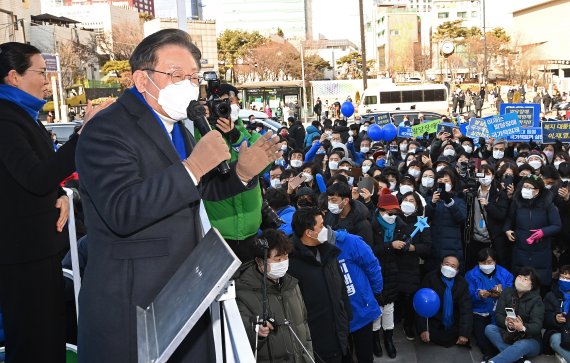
[183,130,230,183]
[506,230,516,242]
[257,321,274,338]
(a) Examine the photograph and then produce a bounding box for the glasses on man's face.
[27,69,48,79]
[143,69,203,86]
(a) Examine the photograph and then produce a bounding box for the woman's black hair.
[517,266,540,291]
[0,42,41,83]
[477,248,497,263]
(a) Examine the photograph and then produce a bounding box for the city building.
[214,0,312,40]
[511,0,570,92]
[41,0,155,16]
[144,18,218,73]
[154,0,203,20]
[374,0,433,13]
[0,0,41,43]
[303,36,358,80]
[366,5,422,77]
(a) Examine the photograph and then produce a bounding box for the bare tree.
[96,22,143,61]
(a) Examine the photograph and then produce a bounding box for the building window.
[471,11,478,17]
[457,11,467,18]
[390,29,400,36]
[438,12,449,19]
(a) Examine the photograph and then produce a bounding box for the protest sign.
[412,119,442,137]
[505,127,542,142]
[500,104,540,128]
[484,113,522,139]
[398,126,413,138]
[374,113,391,126]
[437,122,457,134]
[465,118,490,139]
[541,121,570,143]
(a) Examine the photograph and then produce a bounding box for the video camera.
[203,71,231,125]
[460,160,484,194]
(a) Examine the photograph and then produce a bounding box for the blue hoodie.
[465,264,513,319]
[304,125,321,148]
[332,229,383,332]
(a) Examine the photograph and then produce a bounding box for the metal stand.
[211,282,256,363]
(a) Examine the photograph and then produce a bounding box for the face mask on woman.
[479,263,495,274]
[479,175,492,187]
[400,201,416,216]
[303,172,313,183]
[554,160,563,170]
[422,176,434,188]
[399,185,414,195]
[362,165,371,174]
[521,187,535,200]
[529,160,542,170]
[381,213,397,224]
[360,146,370,153]
[463,145,473,154]
[515,276,532,292]
[443,149,456,157]
[409,168,421,178]
[267,259,289,279]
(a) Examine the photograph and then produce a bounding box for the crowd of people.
[2,30,570,363]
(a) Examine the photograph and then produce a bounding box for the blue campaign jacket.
[465,264,513,318]
[276,205,295,236]
[331,229,383,332]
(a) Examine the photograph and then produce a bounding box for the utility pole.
[482,0,487,85]
[176,0,186,31]
[358,0,368,90]
[301,42,308,124]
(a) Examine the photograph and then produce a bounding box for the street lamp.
[471,0,487,85]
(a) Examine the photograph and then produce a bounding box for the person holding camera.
[234,229,314,362]
[465,248,514,362]
[543,265,570,362]
[484,267,544,363]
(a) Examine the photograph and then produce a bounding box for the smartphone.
[289,173,307,190]
[505,307,517,319]
[389,145,399,153]
[563,180,569,189]
[437,182,445,193]
[503,175,514,187]
[358,176,375,195]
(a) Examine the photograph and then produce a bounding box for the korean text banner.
[484,113,522,139]
[500,103,540,128]
[412,119,442,137]
[541,121,570,143]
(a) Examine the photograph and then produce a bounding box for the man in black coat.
[289,207,352,363]
[75,29,281,363]
[288,116,306,150]
[418,255,473,348]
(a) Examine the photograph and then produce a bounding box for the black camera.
[204,71,231,125]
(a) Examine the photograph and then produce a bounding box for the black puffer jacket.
[504,188,562,286]
[495,287,544,344]
[287,235,352,360]
[418,270,473,337]
[235,261,313,363]
[325,200,373,246]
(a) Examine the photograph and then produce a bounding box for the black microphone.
[187,100,230,175]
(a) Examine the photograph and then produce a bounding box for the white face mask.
[517,162,525,167]
[328,161,339,170]
[325,130,333,135]
[381,213,397,224]
[230,103,240,121]
[270,178,282,189]
[400,201,416,216]
[554,160,563,170]
[146,75,199,120]
[408,148,416,154]
[303,173,313,183]
[399,185,414,195]
[463,145,473,154]
[290,159,303,168]
[361,126,368,132]
[281,144,288,151]
[479,175,492,186]
[409,169,421,178]
[545,184,553,190]
[317,226,328,243]
[479,263,495,274]
[422,176,435,188]
[362,165,371,174]
[521,187,535,199]
[515,277,532,292]
[389,181,397,191]
[400,143,408,152]
[348,130,354,136]
[441,265,457,279]
[529,160,542,170]
[348,176,354,186]
[445,183,452,192]
[267,259,289,279]
[493,150,505,160]
[436,165,445,173]
[443,149,456,157]
[328,201,343,214]
[544,150,554,160]
[360,147,370,153]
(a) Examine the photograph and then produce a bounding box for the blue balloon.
[367,123,384,141]
[340,101,355,118]
[382,123,397,142]
[413,288,440,318]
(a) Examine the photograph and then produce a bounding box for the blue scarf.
[376,211,396,244]
[559,281,570,314]
[441,275,455,330]
[128,87,187,160]
[0,84,47,123]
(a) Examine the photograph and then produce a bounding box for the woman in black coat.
[504,175,562,294]
[0,42,110,362]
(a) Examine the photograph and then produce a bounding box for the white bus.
[359,83,449,114]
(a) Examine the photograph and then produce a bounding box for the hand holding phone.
[289,173,307,190]
[505,307,517,320]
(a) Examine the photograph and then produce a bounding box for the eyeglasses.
[27,69,48,79]
[143,69,203,86]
